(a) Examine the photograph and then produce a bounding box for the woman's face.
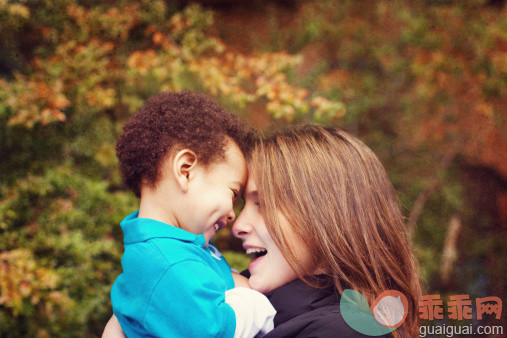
[232,176,300,294]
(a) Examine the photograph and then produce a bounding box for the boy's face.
[182,140,247,244]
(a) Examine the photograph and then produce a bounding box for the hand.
[231,271,251,289]
[102,314,126,338]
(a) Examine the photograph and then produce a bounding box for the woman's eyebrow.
[244,190,258,199]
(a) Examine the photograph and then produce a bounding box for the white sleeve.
[225,287,276,338]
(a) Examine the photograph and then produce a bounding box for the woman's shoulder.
[263,276,395,338]
[266,303,388,338]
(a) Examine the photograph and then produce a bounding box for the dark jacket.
[259,276,395,338]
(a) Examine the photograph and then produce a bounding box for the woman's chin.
[247,253,266,271]
[248,276,272,294]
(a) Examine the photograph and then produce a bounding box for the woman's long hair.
[249,125,422,337]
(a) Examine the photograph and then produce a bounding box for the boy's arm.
[231,271,250,288]
[229,271,276,337]
[144,259,276,338]
[102,315,126,338]
[225,287,276,338]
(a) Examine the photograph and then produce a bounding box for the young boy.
[110,91,275,337]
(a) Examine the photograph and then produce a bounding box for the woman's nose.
[232,212,251,238]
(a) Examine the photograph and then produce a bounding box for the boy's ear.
[172,149,198,193]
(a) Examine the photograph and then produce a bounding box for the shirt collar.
[265,276,339,327]
[120,210,206,246]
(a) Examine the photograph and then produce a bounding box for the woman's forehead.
[243,176,258,197]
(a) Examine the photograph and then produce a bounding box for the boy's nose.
[226,209,235,222]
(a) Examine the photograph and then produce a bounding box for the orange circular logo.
[370,290,409,328]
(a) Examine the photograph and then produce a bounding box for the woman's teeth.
[246,248,268,260]
[245,248,266,254]
[214,223,219,231]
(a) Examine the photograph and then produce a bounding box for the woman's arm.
[102,315,126,338]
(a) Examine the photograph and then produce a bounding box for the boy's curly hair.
[116,91,253,197]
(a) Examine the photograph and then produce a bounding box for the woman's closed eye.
[243,197,260,208]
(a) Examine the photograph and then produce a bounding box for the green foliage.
[222,251,251,273]
[0,165,137,336]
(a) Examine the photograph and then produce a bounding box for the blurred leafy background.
[0,0,505,336]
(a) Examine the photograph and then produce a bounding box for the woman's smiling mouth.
[246,247,268,260]
[245,246,268,271]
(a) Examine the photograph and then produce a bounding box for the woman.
[233,125,421,337]
[105,125,421,337]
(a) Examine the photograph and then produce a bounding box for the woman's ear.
[172,149,198,193]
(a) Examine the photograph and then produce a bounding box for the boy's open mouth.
[213,220,226,231]
[246,247,268,261]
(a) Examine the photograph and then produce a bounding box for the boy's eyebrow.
[231,180,244,191]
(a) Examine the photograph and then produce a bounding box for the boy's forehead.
[225,143,246,163]
[224,144,248,183]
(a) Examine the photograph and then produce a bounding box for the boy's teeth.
[214,220,225,231]
[246,248,267,254]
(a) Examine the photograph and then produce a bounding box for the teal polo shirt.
[111,211,236,337]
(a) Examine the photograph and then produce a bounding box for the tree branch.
[407,144,460,234]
